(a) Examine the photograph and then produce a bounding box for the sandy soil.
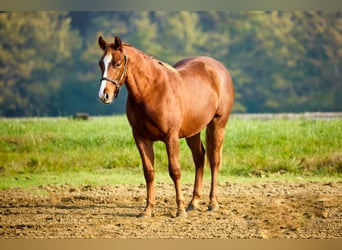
[0,181,341,239]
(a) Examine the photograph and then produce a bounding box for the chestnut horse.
[98,36,234,217]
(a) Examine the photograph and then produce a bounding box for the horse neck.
[124,45,169,103]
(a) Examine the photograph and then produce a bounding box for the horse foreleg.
[186,133,205,211]
[134,135,155,217]
[165,135,187,217]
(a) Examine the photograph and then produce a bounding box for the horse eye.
[114,62,121,68]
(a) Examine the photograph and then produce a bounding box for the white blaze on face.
[98,53,112,99]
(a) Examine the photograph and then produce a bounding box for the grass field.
[0,115,341,189]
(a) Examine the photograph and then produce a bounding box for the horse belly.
[179,118,211,138]
[179,96,218,138]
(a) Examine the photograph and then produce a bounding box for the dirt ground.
[0,181,341,239]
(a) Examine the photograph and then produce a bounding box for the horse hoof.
[139,211,152,218]
[208,204,219,212]
[176,210,188,218]
[186,203,199,211]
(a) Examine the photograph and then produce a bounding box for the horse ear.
[98,36,107,51]
[113,36,122,50]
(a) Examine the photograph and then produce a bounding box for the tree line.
[0,11,341,117]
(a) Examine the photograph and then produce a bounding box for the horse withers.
[97,36,234,217]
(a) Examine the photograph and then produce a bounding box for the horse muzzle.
[98,90,114,104]
[98,77,121,104]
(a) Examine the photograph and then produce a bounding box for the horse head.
[98,36,128,104]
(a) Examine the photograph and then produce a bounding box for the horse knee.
[143,168,154,182]
[168,166,181,181]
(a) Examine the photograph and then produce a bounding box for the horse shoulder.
[126,93,181,141]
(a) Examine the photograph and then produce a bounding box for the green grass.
[0,116,341,189]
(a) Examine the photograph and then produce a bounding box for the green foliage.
[0,12,81,116]
[0,116,341,188]
[0,11,341,116]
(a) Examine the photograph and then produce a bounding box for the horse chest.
[127,104,168,140]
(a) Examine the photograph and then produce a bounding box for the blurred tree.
[0,12,81,116]
[1,11,341,116]
[155,11,210,63]
[127,12,163,56]
[206,11,342,113]
[290,12,342,111]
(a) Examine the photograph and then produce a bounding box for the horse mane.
[123,42,178,74]
[157,61,178,73]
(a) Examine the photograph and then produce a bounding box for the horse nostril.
[104,93,109,100]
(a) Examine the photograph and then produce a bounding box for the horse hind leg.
[186,133,205,211]
[206,117,227,211]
